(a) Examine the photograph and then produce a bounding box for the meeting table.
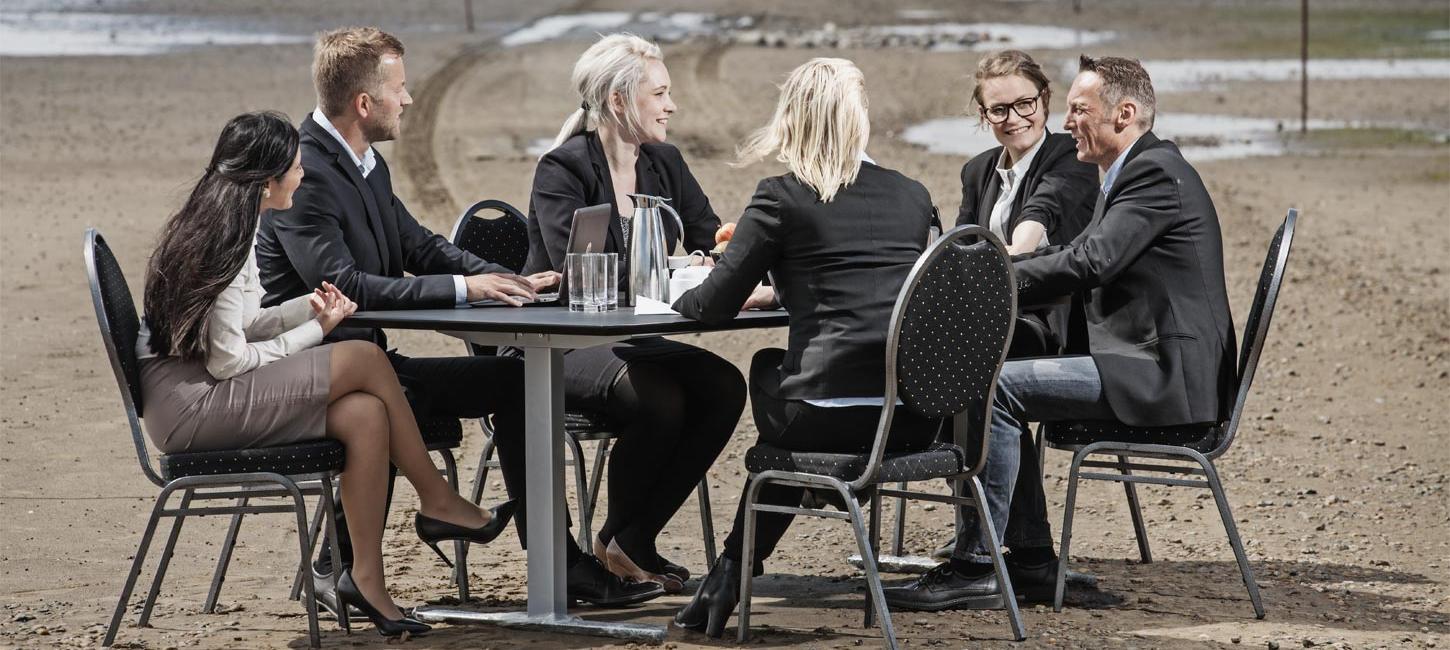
[343,303,787,642]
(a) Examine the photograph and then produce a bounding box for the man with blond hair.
[256,26,659,616]
[887,55,1235,611]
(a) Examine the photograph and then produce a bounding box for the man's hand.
[526,271,562,291]
[309,281,357,334]
[465,273,537,307]
[742,284,778,311]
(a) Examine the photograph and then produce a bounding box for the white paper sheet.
[633,296,679,315]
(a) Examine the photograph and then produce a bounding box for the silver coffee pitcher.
[626,193,684,306]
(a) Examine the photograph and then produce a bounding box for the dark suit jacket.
[522,130,720,276]
[959,132,1098,355]
[956,131,1097,247]
[256,113,508,343]
[1014,132,1236,427]
[673,163,934,401]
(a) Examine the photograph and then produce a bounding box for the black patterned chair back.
[85,229,165,486]
[886,225,1016,475]
[450,199,530,273]
[1217,209,1298,454]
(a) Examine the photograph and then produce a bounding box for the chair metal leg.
[1118,455,1153,564]
[565,433,592,549]
[469,424,497,505]
[838,482,896,649]
[1054,450,1086,613]
[968,477,1025,641]
[138,489,193,627]
[736,475,764,644]
[291,486,331,601]
[439,451,470,602]
[104,486,173,647]
[204,496,247,613]
[697,480,717,567]
[865,488,883,630]
[890,481,907,557]
[319,477,349,633]
[585,437,611,536]
[283,482,322,649]
[1198,456,1265,619]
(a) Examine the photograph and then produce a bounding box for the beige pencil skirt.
[139,345,333,454]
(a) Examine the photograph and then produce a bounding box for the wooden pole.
[465,0,476,33]
[1300,0,1308,133]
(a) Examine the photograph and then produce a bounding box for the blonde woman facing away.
[520,33,745,597]
[137,112,513,637]
[670,58,941,638]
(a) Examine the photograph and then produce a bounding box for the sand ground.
[2,1,1448,648]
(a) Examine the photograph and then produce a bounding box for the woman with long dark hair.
[136,111,512,637]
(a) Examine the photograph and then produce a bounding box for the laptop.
[469,204,612,306]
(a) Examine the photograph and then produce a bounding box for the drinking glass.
[603,253,618,311]
[583,253,608,312]
[567,253,588,312]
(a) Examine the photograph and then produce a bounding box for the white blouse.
[137,247,324,380]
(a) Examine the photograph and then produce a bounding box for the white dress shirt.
[137,246,324,380]
[987,133,1048,250]
[313,108,469,305]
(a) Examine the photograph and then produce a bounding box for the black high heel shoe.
[674,555,742,638]
[415,499,518,567]
[335,570,431,637]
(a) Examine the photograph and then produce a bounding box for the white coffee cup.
[667,250,708,269]
[668,264,712,301]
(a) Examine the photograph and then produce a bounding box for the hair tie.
[580,101,589,112]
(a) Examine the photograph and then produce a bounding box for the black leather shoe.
[658,556,690,583]
[674,556,741,638]
[335,570,431,637]
[414,500,518,567]
[567,555,664,607]
[312,568,365,622]
[1006,558,1098,602]
[882,564,1004,611]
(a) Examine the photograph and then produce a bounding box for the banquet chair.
[86,229,347,648]
[736,225,1027,647]
[1038,208,1298,618]
[449,199,717,565]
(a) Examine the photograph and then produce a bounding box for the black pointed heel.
[415,499,518,567]
[674,556,741,638]
[335,570,431,637]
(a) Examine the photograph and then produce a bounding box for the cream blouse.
[137,247,324,380]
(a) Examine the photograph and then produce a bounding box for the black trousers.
[721,349,940,566]
[315,350,583,573]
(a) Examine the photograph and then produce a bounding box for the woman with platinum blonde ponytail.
[520,33,745,596]
[671,58,940,638]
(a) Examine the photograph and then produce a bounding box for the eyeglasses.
[979,91,1042,124]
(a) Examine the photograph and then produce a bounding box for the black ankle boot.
[673,555,742,638]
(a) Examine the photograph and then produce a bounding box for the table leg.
[413,343,666,643]
[523,346,567,619]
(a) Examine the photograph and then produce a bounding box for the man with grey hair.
[887,55,1234,611]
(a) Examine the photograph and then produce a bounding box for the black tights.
[596,350,745,572]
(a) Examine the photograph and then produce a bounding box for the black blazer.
[956,131,1097,247]
[522,131,720,276]
[1014,132,1236,427]
[256,113,508,343]
[958,131,1098,354]
[673,163,934,401]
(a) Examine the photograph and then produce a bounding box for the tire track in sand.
[397,1,592,219]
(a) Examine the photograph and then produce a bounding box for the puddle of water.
[1427,29,1450,41]
[1140,58,1450,92]
[500,11,719,47]
[896,9,946,21]
[899,113,1433,162]
[874,23,1115,51]
[0,11,308,56]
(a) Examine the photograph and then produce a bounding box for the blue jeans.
[952,355,1114,563]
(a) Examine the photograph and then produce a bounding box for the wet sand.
[2,1,1448,648]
